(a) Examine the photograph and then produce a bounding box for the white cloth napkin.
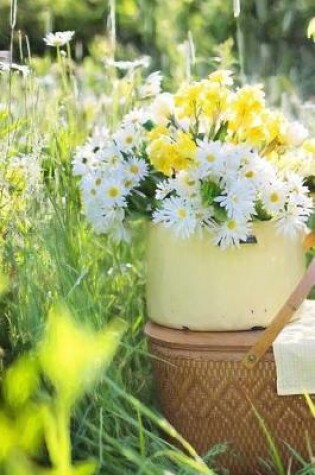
[273,300,315,396]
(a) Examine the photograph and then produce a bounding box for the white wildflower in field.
[138,71,163,98]
[104,56,150,70]
[44,31,75,47]
[0,61,30,77]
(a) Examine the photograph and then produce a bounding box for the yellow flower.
[174,82,204,117]
[228,84,265,132]
[202,82,231,123]
[148,125,169,141]
[3,355,40,410]
[147,132,196,176]
[38,304,127,405]
[176,131,196,160]
[303,138,315,154]
[0,412,16,461]
[243,125,269,147]
[208,69,233,86]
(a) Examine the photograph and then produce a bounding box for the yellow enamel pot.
[146,222,306,331]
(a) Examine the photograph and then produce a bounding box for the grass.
[0,50,222,474]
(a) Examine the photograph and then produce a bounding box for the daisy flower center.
[184,177,196,186]
[129,164,140,174]
[125,135,133,145]
[270,192,280,203]
[108,186,120,198]
[176,208,187,219]
[245,170,255,178]
[207,153,215,163]
[95,178,102,186]
[109,155,119,165]
[227,219,237,230]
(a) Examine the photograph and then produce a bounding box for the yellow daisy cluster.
[145,70,314,178]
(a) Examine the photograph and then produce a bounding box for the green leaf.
[200,180,221,206]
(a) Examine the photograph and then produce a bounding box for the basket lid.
[144,321,272,352]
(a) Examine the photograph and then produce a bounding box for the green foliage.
[0,0,314,97]
[0,303,126,474]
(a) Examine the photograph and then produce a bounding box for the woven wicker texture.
[147,333,315,475]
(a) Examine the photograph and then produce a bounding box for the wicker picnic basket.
[145,321,315,475]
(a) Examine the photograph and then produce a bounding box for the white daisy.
[99,144,125,168]
[87,126,110,150]
[153,196,197,239]
[195,139,224,178]
[155,180,175,200]
[80,173,105,204]
[210,218,251,249]
[262,183,287,214]
[173,170,200,198]
[122,107,148,128]
[102,178,127,208]
[218,143,248,185]
[43,31,75,47]
[274,207,311,238]
[84,206,110,234]
[124,157,148,187]
[72,143,101,176]
[113,125,140,152]
[214,179,255,220]
[284,172,309,198]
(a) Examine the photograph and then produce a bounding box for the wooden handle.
[242,259,315,369]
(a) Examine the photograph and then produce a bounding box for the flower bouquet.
[74,70,314,330]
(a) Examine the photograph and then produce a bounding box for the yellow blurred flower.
[38,304,127,405]
[0,412,17,460]
[3,355,40,410]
